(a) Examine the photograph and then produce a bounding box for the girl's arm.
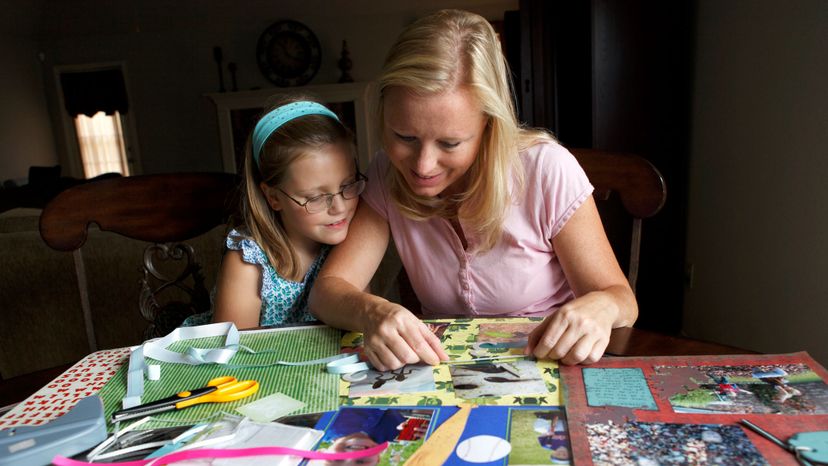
[526,196,638,365]
[309,202,448,371]
[212,250,263,329]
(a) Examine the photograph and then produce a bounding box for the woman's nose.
[414,144,438,175]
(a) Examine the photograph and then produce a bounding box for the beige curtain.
[74,111,129,178]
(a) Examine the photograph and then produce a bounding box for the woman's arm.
[309,202,448,370]
[526,196,638,365]
[212,250,263,329]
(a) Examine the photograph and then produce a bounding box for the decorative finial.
[337,40,353,83]
[213,46,225,92]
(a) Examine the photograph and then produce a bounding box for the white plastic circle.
[455,435,512,463]
[342,370,368,382]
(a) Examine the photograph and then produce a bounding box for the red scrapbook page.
[561,352,828,466]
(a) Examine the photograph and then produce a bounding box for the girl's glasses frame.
[278,172,367,214]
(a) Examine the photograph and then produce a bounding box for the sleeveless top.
[181,229,329,327]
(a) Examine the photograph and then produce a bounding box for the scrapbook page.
[338,318,562,407]
[561,352,828,466]
[310,405,573,466]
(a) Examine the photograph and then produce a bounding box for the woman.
[309,9,636,370]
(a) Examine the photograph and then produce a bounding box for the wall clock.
[256,20,321,87]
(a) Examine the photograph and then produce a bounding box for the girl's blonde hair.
[378,9,553,251]
[241,95,356,280]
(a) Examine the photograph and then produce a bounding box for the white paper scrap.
[236,393,306,423]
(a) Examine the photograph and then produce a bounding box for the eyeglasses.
[278,173,367,214]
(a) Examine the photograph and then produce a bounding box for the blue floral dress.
[181,229,329,327]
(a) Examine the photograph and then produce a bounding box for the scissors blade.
[111,386,217,422]
[111,404,175,423]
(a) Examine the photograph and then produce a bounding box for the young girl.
[183,97,364,328]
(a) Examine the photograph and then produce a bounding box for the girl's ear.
[259,182,282,211]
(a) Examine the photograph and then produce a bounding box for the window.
[58,66,138,178]
[73,111,130,177]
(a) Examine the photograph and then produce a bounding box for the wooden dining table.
[0,326,752,410]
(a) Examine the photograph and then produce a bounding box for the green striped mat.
[97,325,342,431]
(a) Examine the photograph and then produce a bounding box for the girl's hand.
[362,303,449,371]
[525,291,618,365]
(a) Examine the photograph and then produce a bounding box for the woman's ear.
[259,182,282,211]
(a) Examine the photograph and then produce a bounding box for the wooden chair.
[570,148,666,291]
[39,173,241,346]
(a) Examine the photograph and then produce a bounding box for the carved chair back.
[40,173,240,345]
[570,148,666,291]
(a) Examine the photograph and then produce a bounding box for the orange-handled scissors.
[111,376,259,422]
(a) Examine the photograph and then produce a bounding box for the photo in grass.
[309,407,435,466]
[508,408,571,465]
[654,363,828,414]
[348,364,436,398]
[472,322,537,357]
[450,360,549,399]
[585,421,767,466]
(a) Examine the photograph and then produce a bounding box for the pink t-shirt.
[362,141,593,317]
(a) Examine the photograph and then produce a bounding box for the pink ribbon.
[53,442,389,466]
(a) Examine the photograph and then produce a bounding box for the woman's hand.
[525,290,620,365]
[362,302,449,371]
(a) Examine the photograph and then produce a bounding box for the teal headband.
[252,101,340,165]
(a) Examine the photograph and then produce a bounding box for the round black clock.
[256,20,321,87]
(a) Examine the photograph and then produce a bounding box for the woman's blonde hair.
[241,95,355,280]
[378,9,553,251]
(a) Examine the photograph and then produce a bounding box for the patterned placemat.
[95,326,341,431]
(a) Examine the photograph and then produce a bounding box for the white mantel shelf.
[205,82,377,173]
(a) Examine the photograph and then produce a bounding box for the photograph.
[450,360,549,399]
[585,421,767,466]
[310,407,435,466]
[508,408,571,465]
[348,365,437,398]
[654,363,828,414]
[474,322,537,353]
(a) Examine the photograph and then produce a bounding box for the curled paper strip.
[53,442,389,466]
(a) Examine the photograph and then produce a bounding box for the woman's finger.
[367,340,406,371]
[422,325,450,361]
[583,335,610,365]
[531,318,568,360]
[525,318,551,354]
[401,323,447,366]
[382,331,422,368]
[560,334,598,365]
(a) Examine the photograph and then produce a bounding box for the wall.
[684,0,828,364]
[0,0,57,183]
[14,0,515,179]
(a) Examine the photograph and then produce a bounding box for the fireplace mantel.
[206,82,377,173]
